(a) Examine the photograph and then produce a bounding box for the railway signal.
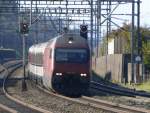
[80,24,88,40]
[20,23,29,34]
[20,22,28,91]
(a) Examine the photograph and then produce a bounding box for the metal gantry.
[0,0,138,47]
[0,0,141,83]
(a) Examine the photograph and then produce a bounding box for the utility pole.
[66,0,68,28]
[136,0,141,82]
[22,33,27,91]
[59,7,61,34]
[131,0,135,83]
[97,0,101,58]
[30,0,32,26]
[90,0,93,55]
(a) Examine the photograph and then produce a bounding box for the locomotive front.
[52,34,91,95]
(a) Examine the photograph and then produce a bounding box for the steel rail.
[35,81,150,113]
[91,81,150,97]
[0,103,18,113]
[81,96,150,113]
[1,61,51,113]
[3,61,149,113]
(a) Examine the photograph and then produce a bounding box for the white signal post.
[22,33,27,91]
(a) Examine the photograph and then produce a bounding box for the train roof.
[29,42,49,54]
[29,37,58,54]
[29,33,89,54]
[55,33,89,48]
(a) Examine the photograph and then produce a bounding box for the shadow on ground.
[82,71,132,97]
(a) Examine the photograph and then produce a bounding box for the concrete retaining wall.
[128,63,143,83]
[93,54,124,82]
[93,54,144,83]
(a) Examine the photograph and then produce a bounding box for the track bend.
[36,83,150,113]
[80,96,150,113]
[0,61,51,113]
[3,62,150,113]
[6,67,106,113]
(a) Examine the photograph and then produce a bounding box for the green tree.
[99,24,150,69]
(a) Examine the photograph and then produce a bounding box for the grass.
[135,81,150,92]
[121,81,150,92]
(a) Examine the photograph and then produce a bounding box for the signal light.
[80,24,88,40]
[20,23,29,34]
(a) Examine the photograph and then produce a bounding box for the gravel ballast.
[6,68,111,113]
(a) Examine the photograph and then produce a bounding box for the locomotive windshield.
[55,48,89,63]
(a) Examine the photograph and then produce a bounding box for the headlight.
[80,73,87,77]
[56,73,62,76]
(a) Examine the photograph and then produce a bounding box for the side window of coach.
[49,49,52,58]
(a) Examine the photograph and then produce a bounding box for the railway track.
[0,60,51,113]
[81,96,150,113]
[90,81,134,97]
[3,62,150,113]
[0,103,18,113]
[4,65,138,113]
[6,68,103,113]
[90,80,150,97]
[36,84,150,113]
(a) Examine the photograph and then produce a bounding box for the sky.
[141,0,150,27]
[104,0,150,29]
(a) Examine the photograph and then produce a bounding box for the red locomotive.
[28,33,91,95]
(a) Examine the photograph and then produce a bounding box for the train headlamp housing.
[68,37,73,44]
[56,73,62,76]
[80,73,87,77]
[68,40,73,44]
